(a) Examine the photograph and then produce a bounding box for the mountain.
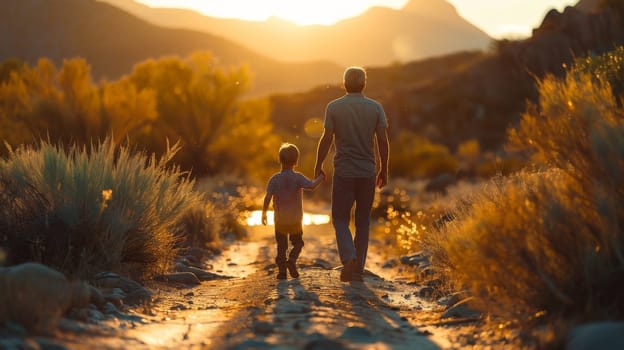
[268,2,624,152]
[99,0,491,67]
[575,0,602,13]
[0,0,342,96]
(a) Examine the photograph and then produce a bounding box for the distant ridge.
[268,1,624,152]
[0,0,342,96]
[99,0,491,67]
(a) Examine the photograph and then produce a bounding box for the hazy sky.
[136,0,580,38]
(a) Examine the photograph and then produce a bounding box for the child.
[262,143,324,280]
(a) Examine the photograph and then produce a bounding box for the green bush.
[0,138,201,278]
[430,50,624,328]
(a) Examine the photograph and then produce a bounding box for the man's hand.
[314,165,324,179]
[376,170,388,189]
[261,212,268,226]
[318,169,326,181]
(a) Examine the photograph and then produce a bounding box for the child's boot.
[286,259,299,278]
[276,258,287,280]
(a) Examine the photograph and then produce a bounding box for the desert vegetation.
[0,53,281,279]
[387,47,624,341]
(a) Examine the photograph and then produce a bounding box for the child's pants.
[275,231,304,265]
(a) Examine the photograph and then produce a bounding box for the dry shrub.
[0,138,200,279]
[428,55,624,326]
[430,170,624,322]
[390,131,457,178]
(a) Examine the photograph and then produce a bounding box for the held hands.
[317,169,326,182]
[261,211,268,226]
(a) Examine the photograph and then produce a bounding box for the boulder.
[0,263,72,330]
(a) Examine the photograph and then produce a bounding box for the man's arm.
[314,128,334,178]
[376,127,389,188]
[261,193,272,225]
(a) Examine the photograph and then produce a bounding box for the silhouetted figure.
[314,67,390,282]
[262,143,324,280]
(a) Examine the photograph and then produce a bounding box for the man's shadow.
[340,278,441,349]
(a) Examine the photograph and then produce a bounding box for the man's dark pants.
[331,175,376,275]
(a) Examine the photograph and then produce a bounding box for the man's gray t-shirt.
[266,169,315,232]
[324,93,388,178]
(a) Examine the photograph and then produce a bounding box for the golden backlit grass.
[0,138,201,278]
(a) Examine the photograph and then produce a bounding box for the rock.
[102,288,126,308]
[566,322,624,350]
[0,263,72,331]
[400,252,429,266]
[88,285,105,307]
[252,320,274,335]
[382,258,398,269]
[441,297,481,319]
[102,302,121,315]
[155,272,201,285]
[124,287,152,306]
[174,263,228,281]
[170,303,187,311]
[93,272,143,294]
[437,291,468,308]
[69,281,91,309]
[311,258,333,270]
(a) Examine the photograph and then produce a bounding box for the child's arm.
[261,193,272,225]
[303,170,326,191]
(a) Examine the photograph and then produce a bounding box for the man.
[314,66,389,282]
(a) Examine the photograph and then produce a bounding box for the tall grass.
[0,138,201,278]
[424,50,624,328]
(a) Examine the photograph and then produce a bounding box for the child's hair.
[279,143,299,166]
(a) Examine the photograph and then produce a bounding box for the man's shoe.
[286,260,299,278]
[350,272,364,282]
[340,258,358,282]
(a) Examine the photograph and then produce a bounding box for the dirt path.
[56,216,463,350]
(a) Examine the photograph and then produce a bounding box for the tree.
[129,53,278,177]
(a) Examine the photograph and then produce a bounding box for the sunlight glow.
[135,0,407,25]
[136,0,579,37]
[246,210,330,226]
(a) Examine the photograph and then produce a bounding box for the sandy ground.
[53,208,497,350]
